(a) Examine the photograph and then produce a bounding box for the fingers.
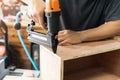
[58,37,65,42]
[58,30,70,36]
[58,30,81,46]
[58,30,66,42]
[58,30,70,45]
[58,30,65,34]
[59,40,72,46]
[38,12,46,30]
[59,39,68,46]
[27,0,46,30]
[27,9,38,22]
[30,13,38,23]
[27,11,46,30]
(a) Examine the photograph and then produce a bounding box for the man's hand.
[27,0,46,30]
[58,30,83,46]
[57,21,120,46]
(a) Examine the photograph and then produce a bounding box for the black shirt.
[59,0,120,31]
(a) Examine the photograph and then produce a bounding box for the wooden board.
[96,50,120,76]
[56,39,120,60]
[40,46,62,80]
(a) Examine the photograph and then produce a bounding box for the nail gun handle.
[45,0,61,34]
[46,12,60,34]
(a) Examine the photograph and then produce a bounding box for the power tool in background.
[27,0,61,53]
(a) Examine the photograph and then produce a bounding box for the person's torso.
[59,0,109,31]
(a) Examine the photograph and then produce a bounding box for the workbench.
[40,37,120,80]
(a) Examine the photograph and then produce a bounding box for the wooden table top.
[40,36,120,60]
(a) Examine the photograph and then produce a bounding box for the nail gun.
[26,0,61,53]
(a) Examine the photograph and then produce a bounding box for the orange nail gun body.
[27,0,61,53]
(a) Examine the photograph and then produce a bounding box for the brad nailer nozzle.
[45,0,61,53]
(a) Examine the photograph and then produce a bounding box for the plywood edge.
[40,45,61,59]
[60,59,64,80]
[64,42,120,60]
[57,40,120,61]
[40,45,62,80]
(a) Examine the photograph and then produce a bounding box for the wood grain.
[57,39,120,60]
[40,46,62,80]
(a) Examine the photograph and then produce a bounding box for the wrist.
[78,31,87,42]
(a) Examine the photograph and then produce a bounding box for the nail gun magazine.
[26,0,61,53]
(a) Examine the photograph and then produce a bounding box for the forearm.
[79,20,120,42]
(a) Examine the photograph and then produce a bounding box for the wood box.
[40,39,120,80]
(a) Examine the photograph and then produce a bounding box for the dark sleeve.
[105,0,120,22]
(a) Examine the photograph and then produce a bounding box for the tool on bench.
[27,0,61,53]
